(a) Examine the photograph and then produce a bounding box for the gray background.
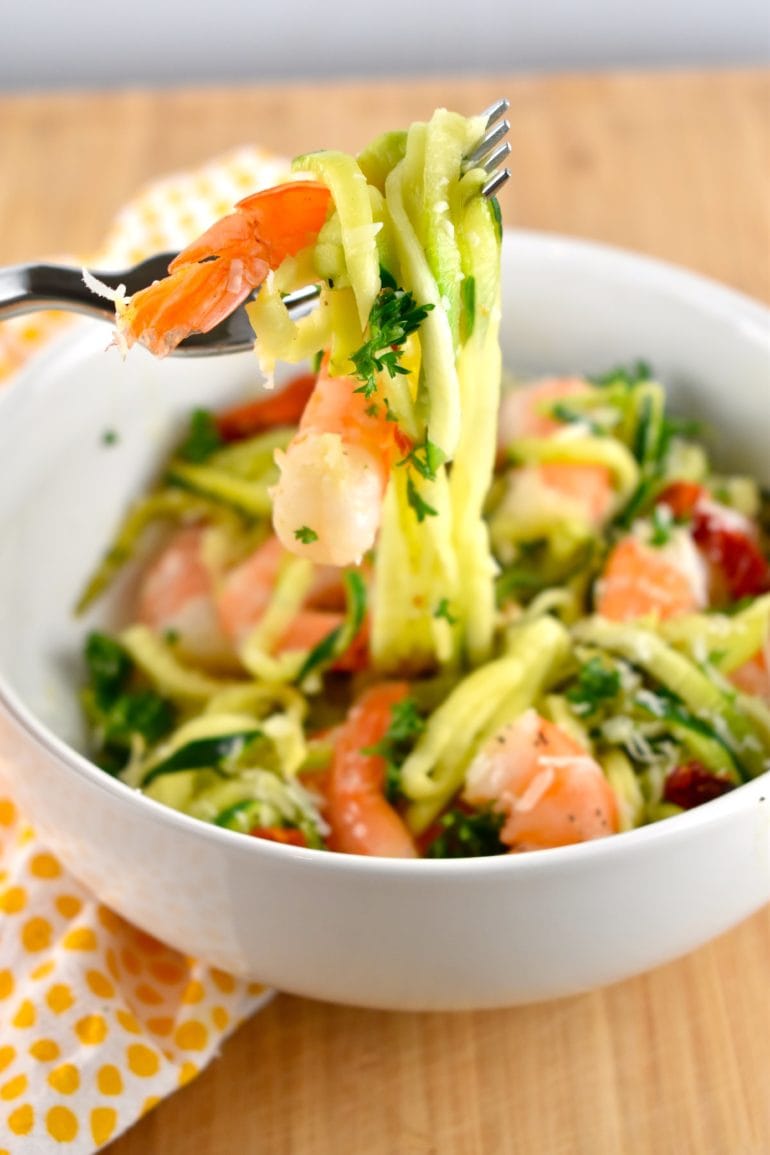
[1,0,769,90]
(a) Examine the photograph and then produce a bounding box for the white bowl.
[1,232,769,1011]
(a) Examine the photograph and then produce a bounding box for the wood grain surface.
[1,71,768,1155]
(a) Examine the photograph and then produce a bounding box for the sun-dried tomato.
[663,762,735,810]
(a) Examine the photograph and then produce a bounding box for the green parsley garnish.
[566,657,622,716]
[350,286,434,400]
[294,526,319,545]
[101,429,119,447]
[649,504,674,547]
[434,598,458,625]
[406,475,438,522]
[178,409,223,463]
[426,808,506,858]
[400,435,444,521]
[400,436,445,482]
[364,697,425,803]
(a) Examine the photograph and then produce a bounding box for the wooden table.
[2,71,769,1154]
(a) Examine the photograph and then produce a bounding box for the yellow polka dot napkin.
[0,147,289,1153]
[0,146,288,384]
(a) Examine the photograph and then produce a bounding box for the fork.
[0,101,510,357]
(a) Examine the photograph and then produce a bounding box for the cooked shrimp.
[497,378,614,532]
[116,182,332,357]
[731,651,770,701]
[271,355,406,567]
[498,462,614,538]
[216,535,366,666]
[137,529,366,671]
[137,524,236,670]
[463,708,619,851]
[497,377,593,447]
[326,682,418,858]
[596,529,708,621]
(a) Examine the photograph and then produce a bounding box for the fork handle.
[0,262,118,323]
[0,261,323,325]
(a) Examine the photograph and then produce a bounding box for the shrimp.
[596,530,708,621]
[270,354,406,567]
[497,463,614,538]
[326,683,418,858]
[137,524,236,670]
[137,529,366,671]
[731,651,770,702]
[497,377,593,446]
[116,182,332,357]
[463,708,619,851]
[216,535,368,670]
[497,378,614,533]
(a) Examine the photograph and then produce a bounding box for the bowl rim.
[1,228,769,878]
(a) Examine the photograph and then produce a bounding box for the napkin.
[0,146,290,1154]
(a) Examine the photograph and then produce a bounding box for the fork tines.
[465,98,511,198]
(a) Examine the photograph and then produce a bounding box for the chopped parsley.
[406,474,438,522]
[566,657,622,716]
[400,436,445,482]
[365,398,399,422]
[364,697,425,802]
[178,408,223,463]
[400,435,444,521]
[294,526,319,544]
[426,808,506,858]
[433,598,458,625]
[350,286,434,400]
[649,504,674,547]
[101,429,119,447]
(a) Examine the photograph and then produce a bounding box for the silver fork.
[0,101,510,357]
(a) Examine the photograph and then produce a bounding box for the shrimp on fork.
[115,182,332,357]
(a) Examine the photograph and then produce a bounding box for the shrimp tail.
[118,181,332,357]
